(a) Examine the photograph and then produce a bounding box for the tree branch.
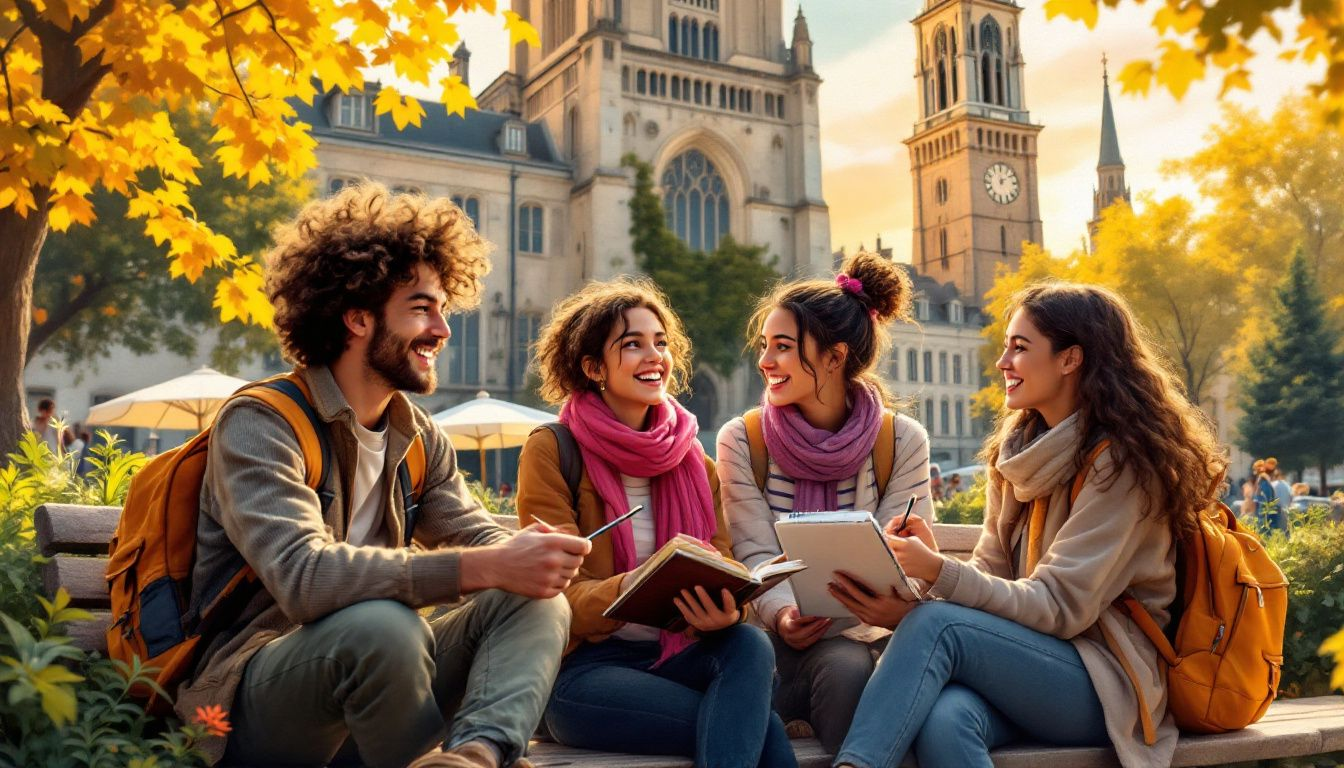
[0,23,31,117]
[213,0,256,117]
[25,275,110,363]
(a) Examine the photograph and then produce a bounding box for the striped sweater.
[715,411,934,633]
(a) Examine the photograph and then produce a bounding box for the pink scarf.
[560,390,717,664]
[761,383,883,512]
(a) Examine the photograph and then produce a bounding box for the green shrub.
[469,480,517,517]
[1263,505,1344,698]
[937,476,987,526]
[0,431,218,766]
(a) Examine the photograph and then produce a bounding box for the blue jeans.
[545,625,798,768]
[835,602,1109,768]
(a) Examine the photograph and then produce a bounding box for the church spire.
[1098,56,1124,168]
[1090,54,1130,250]
[791,5,813,73]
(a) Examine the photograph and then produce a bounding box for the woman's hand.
[674,586,741,632]
[775,605,831,650]
[885,532,946,583]
[827,571,917,629]
[884,513,938,552]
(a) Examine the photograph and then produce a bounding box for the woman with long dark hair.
[835,282,1226,768]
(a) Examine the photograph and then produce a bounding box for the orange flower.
[33,307,47,324]
[193,704,232,737]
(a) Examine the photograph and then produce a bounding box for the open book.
[603,534,807,631]
[774,511,927,619]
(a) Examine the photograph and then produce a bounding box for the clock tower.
[904,0,1043,305]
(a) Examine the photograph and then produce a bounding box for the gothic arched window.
[979,16,1004,106]
[934,27,949,112]
[669,15,679,53]
[662,149,730,252]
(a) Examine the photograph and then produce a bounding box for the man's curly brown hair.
[265,182,491,367]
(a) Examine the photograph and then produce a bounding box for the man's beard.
[367,320,438,394]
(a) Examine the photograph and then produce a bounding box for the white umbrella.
[432,391,556,485]
[86,366,252,433]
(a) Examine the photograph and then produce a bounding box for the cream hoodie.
[927,412,1179,768]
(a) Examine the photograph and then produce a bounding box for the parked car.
[1290,495,1332,512]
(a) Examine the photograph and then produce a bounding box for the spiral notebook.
[774,511,927,619]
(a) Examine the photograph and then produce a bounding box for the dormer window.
[500,121,527,155]
[949,300,963,324]
[333,92,374,131]
[916,298,930,321]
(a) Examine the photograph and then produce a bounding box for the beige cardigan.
[716,412,935,633]
[928,412,1178,768]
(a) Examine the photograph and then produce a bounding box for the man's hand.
[461,521,591,598]
[673,586,741,632]
[827,571,917,629]
[775,605,831,650]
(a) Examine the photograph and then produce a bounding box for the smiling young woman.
[715,251,934,754]
[515,278,796,768]
[836,283,1227,768]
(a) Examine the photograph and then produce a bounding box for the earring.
[598,379,606,392]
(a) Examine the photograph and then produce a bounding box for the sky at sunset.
[443,2,1312,262]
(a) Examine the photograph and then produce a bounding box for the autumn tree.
[1236,249,1344,485]
[30,108,307,374]
[1080,195,1242,405]
[622,153,778,378]
[1046,0,1344,122]
[0,0,538,452]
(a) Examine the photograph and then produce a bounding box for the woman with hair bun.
[835,282,1227,768]
[716,251,934,753]
[516,278,796,768]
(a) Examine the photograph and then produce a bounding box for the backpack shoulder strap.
[1069,439,1112,506]
[238,373,334,513]
[743,408,768,492]
[873,411,896,499]
[534,422,581,509]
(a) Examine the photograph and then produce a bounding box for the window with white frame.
[925,399,935,429]
[922,351,933,383]
[949,300,963,324]
[916,298,930,321]
[333,92,374,131]
[501,122,527,155]
[953,354,963,384]
[443,311,481,386]
[939,351,948,383]
[451,195,481,229]
[940,399,950,437]
[514,313,543,382]
[907,348,918,382]
[518,204,544,254]
[956,398,966,436]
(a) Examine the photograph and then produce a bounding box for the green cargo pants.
[222,591,570,768]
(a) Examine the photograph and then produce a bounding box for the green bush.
[469,480,517,517]
[0,432,217,766]
[937,475,987,526]
[1264,505,1344,699]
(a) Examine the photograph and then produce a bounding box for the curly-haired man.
[177,184,589,768]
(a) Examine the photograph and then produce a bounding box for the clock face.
[984,162,1020,205]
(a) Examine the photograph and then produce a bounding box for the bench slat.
[66,610,111,654]
[34,504,120,556]
[41,555,111,609]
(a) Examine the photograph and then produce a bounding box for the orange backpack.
[1072,442,1288,735]
[104,373,426,712]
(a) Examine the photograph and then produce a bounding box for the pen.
[586,505,645,541]
[891,495,920,536]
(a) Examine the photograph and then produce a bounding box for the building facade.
[25,1,830,448]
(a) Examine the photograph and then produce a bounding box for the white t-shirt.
[346,419,388,547]
[612,474,661,642]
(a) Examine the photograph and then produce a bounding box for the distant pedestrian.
[27,398,71,455]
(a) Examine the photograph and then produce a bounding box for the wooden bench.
[35,503,1344,767]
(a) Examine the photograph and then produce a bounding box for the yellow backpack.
[104,373,426,712]
[1073,442,1288,736]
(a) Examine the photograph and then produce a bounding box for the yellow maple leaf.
[439,75,477,118]
[1218,69,1252,98]
[374,87,426,130]
[1154,2,1203,35]
[1043,0,1099,29]
[503,10,540,47]
[1321,628,1344,691]
[1117,59,1156,95]
[1156,41,1206,100]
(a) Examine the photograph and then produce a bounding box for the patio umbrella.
[86,366,252,433]
[431,391,556,486]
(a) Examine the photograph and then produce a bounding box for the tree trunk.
[0,203,53,454]
[1321,460,1330,495]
